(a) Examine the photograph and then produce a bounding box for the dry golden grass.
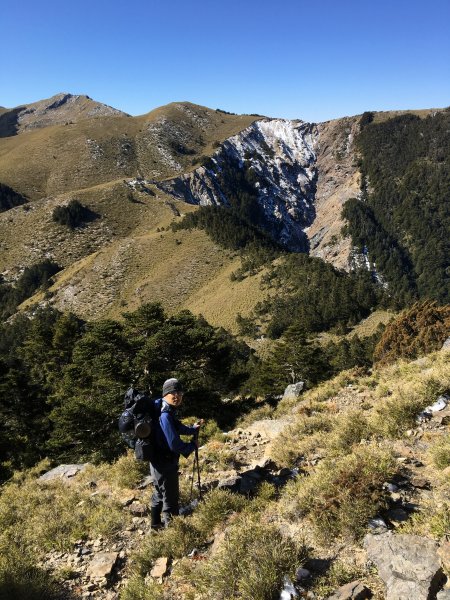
[18,203,270,328]
[181,257,270,333]
[347,309,395,338]
[0,101,255,201]
[1,100,265,330]
[0,181,175,274]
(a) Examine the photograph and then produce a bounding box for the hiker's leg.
[160,463,180,526]
[149,463,163,528]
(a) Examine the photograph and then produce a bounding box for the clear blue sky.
[2,0,449,122]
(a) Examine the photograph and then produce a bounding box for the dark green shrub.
[52,200,98,228]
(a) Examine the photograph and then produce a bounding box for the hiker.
[149,378,203,529]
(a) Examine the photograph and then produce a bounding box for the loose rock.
[364,532,445,600]
[86,552,118,579]
[150,556,169,579]
[327,580,371,600]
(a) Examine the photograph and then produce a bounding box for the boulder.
[327,580,371,600]
[86,552,118,578]
[364,532,445,600]
[410,475,430,489]
[437,541,450,572]
[39,464,89,482]
[282,382,305,401]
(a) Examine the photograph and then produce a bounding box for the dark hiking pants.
[150,459,179,527]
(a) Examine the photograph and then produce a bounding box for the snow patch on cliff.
[157,119,319,250]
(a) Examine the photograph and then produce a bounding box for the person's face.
[165,390,183,407]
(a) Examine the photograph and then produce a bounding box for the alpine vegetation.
[0,95,448,600]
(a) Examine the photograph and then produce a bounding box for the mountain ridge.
[0,94,447,330]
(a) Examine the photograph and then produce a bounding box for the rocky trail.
[36,372,450,600]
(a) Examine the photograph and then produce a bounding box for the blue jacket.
[152,399,197,461]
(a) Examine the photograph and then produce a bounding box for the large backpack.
[118,388,160,461]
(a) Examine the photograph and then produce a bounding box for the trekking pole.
[189,430,202,502]
[195,443,203,501]
[189,447,197,502]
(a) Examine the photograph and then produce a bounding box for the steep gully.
[154,117,361,269]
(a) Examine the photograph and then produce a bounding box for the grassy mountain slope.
[0,98,262,326]
[20,202,270,326]
[1,97,447,334]
[0,100,256,200]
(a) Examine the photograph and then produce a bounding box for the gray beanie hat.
[162,378,183,397]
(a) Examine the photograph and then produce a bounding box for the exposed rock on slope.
[157,119,319,251]
[308,116,361,269]
[157,116,360,265]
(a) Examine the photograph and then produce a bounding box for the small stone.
[277,468,292,477]
[150,556,168,579]
[38,464,89,482]
[119,493,136,507]
[250,457,277,470]
[218,475,241,492]
[296,567,311,581]
[128,502,148,516]
[368,517,388,531]
[283,382,305,400]
[86,552,118,578]
[385,483,398,492]
[410,476,430,489]
[327,580,371,599]
[386,508,409,526]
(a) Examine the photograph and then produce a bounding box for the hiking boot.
[150,506,162,530]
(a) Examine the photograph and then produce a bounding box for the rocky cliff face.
[308,116,361,270]
[156,117,360,265]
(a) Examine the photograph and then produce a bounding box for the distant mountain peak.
[0,93,129,138]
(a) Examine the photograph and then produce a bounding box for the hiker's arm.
[177,422,198,435]
[178,418,204,436]
[160,413,196,458]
